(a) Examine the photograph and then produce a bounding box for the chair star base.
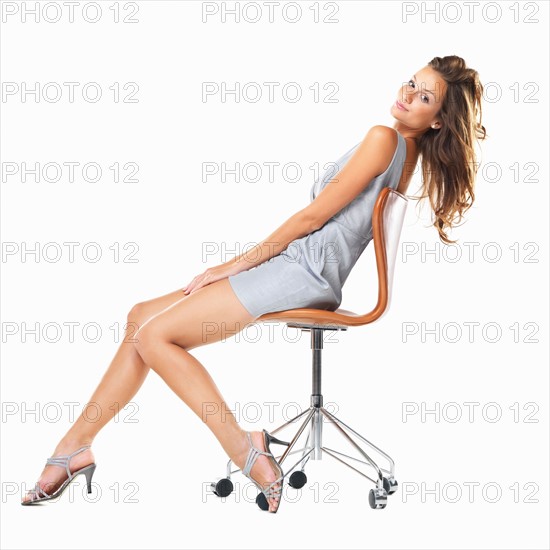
[211,326,399,510]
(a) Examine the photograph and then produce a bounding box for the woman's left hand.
[182,263,238,296]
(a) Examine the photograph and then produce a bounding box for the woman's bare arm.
[301,125,398,232]
[225,209,316,274]
[184,127,398,294]
[225,125,397,275]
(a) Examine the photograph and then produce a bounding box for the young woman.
[22,55,487,513]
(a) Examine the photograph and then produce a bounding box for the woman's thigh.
[129,287,192,328]
[131,278,257,352]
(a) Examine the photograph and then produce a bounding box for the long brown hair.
[410,55,488,244]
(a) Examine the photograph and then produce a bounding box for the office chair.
[210,186,408,510]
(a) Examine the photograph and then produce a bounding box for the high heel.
[264,430,291,448]
[241,429,289,513]
[21,445,96,505]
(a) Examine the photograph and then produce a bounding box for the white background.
[1,1,548,549]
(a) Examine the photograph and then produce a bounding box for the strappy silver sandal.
[242,429,289,513]
[21,445,96,505]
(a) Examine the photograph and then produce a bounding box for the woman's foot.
[21,439,95,504]
[232,430,283,513]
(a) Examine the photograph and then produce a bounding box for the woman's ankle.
[56,434,94,452]
[228,429,251,467]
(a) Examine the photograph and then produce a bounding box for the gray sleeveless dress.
[228,130,407,318]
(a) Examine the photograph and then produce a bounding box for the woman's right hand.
[182,262,242,296]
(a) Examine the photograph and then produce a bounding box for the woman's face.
[392,65,447,132]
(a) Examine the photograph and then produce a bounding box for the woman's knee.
[124,302,151,346]
[128,300,160,331]
[131,319,167,363]
[127,302,145,326]
[126,291,189,334]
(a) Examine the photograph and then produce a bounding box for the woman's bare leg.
[23,279,282,511]
[130,278,283,511]
[22,287,219,502]
[60,288,193,442]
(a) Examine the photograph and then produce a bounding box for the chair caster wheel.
[288,470,307,489]
[383,476,398,495]
[210,477,233,498]
[369,488,388,509]
[256,492,269,511]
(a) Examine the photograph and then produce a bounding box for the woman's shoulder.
[354,125,400,176]
[365,124,399,139]
[359,125,400,154]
